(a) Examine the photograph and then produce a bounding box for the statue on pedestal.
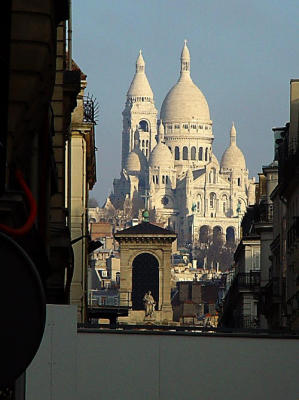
[143,291,156,317]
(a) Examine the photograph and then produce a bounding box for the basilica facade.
[109,41,256,249]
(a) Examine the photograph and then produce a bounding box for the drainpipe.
[67,0,72,233]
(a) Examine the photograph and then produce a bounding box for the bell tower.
[122,50,158,168]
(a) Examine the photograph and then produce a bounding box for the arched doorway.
[226,226,235,244]
[213,226,223,245]
[199,225,210,243]
[132,253,159,310]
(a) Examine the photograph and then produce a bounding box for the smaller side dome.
[126,151,141,173]
[149,143,174,169]
[221,123,246,170]
[221,147,246,170]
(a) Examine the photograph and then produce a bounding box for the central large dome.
[160,41,210,123]
[160,78,210,122]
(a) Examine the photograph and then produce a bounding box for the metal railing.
[235,272,260,289]
[88,290,131,308]
[236,315,259,329]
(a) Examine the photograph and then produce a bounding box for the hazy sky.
[72,0,299,205]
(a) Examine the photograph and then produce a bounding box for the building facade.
[265,80,299,330]
[69,61,97,322]
[108,41,256,259]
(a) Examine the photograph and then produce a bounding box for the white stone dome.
[160,41,210,123]
[161,78,210,123]
[126,151,141,172]
[221,145,246,170]
[221,123,246,170]
[149,143,174,169]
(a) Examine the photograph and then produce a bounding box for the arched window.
[142,140,145,147]
[175,147,180,160]
[213,226,222,244]
[162,175,165,184]
[183,146,188,160]
[238,177,241,186]
[139,120,149,132]
[205,147,208,161]
[210,193,216,208]
[152,175,155,183]
[166,176,169,184]
[199,225,210,243]
[191,147,196,160]
[198,147,203,160]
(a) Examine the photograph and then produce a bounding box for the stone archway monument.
[114,221,177,324]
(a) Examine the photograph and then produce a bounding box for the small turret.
[136,50,145,72]
[157,120,165,143]
[127,50,153,99]
[230,122,237,145]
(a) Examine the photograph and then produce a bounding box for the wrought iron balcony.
[219,272,261,324]
[235,272,261,290]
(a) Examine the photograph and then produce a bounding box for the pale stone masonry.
[109,41,256,250]
[115,222,176,324]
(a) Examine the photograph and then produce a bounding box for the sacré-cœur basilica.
[105,41,255,260]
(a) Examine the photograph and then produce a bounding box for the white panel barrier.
[77,331,299,400]
[26,305,77,400]
[26,307,299,400]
